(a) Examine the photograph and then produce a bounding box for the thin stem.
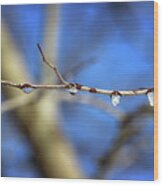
[37,43,68,85]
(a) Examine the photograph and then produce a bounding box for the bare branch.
[1,44,154,109]
[37,43,68,85]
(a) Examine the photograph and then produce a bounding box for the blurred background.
[1,1,154,180]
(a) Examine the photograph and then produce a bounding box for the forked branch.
[1,44,154,107]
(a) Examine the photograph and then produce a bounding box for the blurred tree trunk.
[2,21,84,178]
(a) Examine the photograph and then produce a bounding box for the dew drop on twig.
[111,94,121,106]
[22,87,34,94]
[147,91,154,107]
[67,87,78,95]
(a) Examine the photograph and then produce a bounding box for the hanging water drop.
[21,83,34,94]
[22,87,34,94]
[68,87,78,95]
[147,91,154,107]
[111,93,121,106]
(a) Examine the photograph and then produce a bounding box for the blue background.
[1,1,154,180]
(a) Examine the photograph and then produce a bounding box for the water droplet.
[147,91,154,107]
[22,87,34,94]
[68,87,78,95]
[111,94,121,106]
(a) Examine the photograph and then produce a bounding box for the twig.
[1,79,152,96]
[37,43,68,85]
[1,44,154,99]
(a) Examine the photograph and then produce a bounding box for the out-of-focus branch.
[95,105,153,179]
[2,91,124,124]
[64,57,97,80]
[1,93,39,113]
[61,93,125,120]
